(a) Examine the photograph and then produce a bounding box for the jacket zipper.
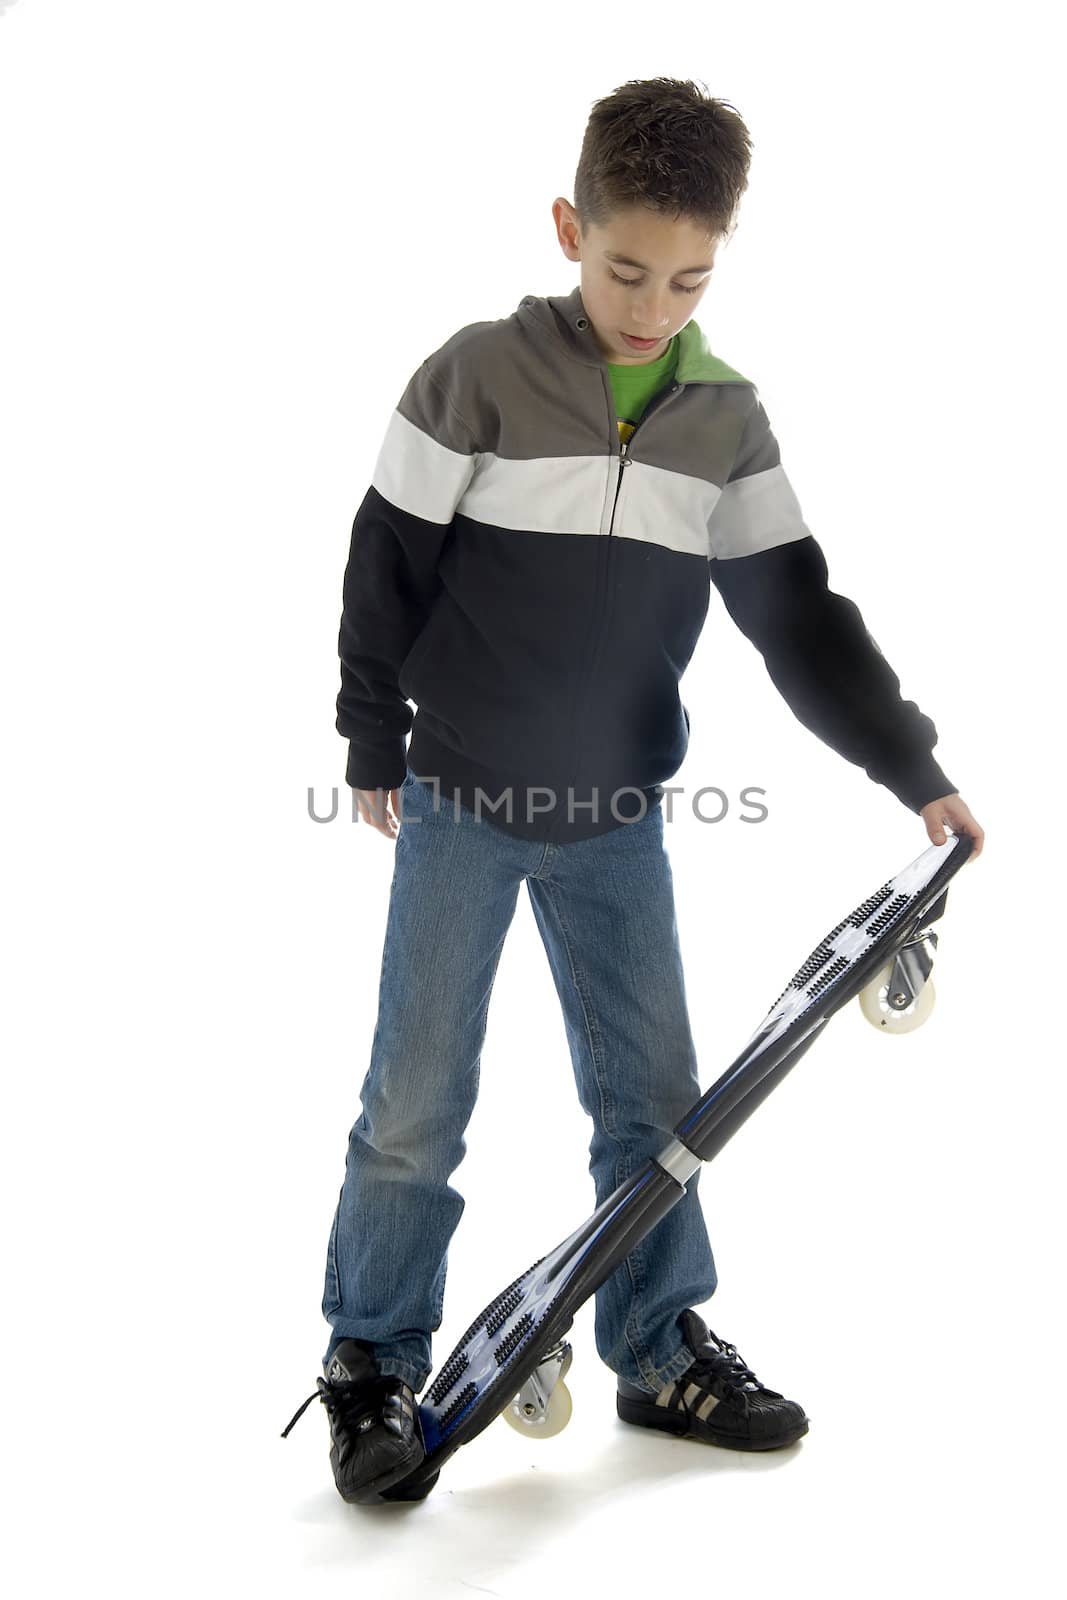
[606,380,684,536]
[562,376,687,820]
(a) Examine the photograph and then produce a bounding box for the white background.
[1,2,1063,1596]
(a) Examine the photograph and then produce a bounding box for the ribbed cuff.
[345,736,407,791]
[880,750,957,814]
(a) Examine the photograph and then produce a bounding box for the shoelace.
[280,1375,385,1440]
[686,1333,765,1402]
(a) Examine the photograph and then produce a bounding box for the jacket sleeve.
[336,360,479,789]
[707,395,956,814]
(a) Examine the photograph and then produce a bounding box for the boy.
[281,78,984,1504]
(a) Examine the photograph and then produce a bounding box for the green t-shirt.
[604,334,680,448]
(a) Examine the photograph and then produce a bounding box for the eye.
[608,268,704,296]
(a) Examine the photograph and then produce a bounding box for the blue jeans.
[322,772,718,1394]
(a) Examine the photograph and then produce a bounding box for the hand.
[354,785,403,840]
[920,793,984,860]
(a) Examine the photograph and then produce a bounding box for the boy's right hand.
[354,786,403,841]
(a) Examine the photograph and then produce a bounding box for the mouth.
[621,332,664,350]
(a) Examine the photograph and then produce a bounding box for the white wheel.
[858,960,936,1033]
[502,1377,573,1438]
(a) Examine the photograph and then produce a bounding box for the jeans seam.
[536,879,655,1373]
[536,877,616,1140]
[426,885,512,1334]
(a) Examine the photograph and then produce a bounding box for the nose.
[630,289,672,333]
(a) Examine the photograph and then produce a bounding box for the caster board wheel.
[502,1376,572,1437]
[858,959,936,1032]
[502,1340,574,1437]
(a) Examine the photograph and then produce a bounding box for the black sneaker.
[616,1310,809,1451]
[280,1338,437,1503]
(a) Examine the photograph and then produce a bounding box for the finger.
[358,790,395,838]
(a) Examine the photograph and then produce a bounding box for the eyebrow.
[604,251,714,276]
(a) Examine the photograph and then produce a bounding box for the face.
[552,198,720,364]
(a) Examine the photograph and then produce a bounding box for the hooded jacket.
[336,283,955,844]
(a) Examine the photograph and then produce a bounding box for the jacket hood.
[515,283,751,387]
